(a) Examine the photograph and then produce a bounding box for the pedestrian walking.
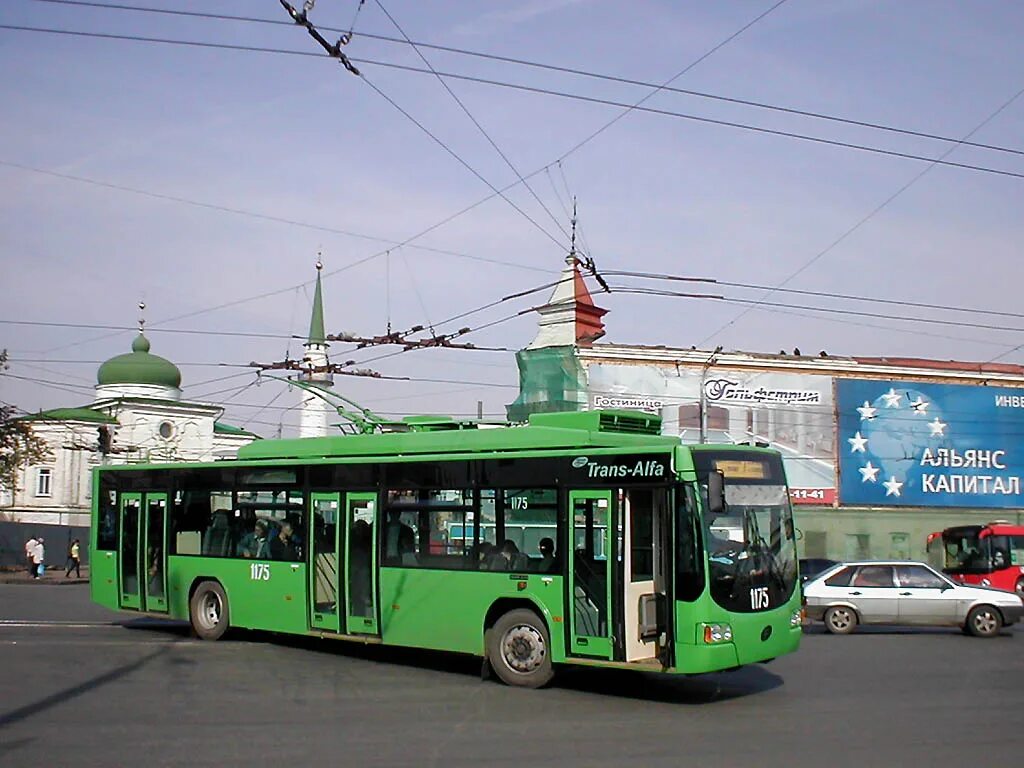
[65,538,81,579]
[25,535,38,577]
[32,537,45,579]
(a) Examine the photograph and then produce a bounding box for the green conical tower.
[308,260,326,345]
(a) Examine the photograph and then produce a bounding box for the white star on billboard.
[909,396,929,415]
[883,476,903,497]
[859,462,880,483]
[929,418,947,437]
[848,432,868,453]
[857,401,878,421]
[882,388,902,408]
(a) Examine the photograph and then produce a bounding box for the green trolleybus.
[90,410,801,687]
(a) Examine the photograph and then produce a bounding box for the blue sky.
[1,0,1022,435]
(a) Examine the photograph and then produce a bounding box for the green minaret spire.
[308,258,326,345]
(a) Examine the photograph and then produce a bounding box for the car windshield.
[704,482,798,613]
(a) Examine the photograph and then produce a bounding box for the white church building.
[2,327,258,532]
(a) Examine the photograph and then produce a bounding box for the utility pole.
[698,346,723,444]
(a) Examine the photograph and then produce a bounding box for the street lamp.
[698,346,723,444]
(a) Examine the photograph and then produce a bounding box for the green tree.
[0,350,52,493]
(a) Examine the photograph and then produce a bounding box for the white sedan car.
[803,560,1024,637]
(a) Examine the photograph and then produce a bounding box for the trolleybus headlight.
[790,609,803,627]
[701,623,733,644]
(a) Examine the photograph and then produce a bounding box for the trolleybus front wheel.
[488,609,554,688]
[190,580,230,641]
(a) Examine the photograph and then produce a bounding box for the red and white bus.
[927,522,1024,595]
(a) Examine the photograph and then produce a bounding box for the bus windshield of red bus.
[941,529,990,573]
[941,529,1019,573]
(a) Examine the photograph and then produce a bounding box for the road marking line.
[0,621,119,628]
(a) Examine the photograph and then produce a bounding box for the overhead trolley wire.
[605,270,1024,321]
[4,25,1023,183]
[696,83,1024,347]
[373,0,571,243]
[28,0,1024,160]
[609,285,1024,335]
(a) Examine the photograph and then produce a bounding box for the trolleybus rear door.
[142,493,168,613]
[118,492,167,612]
[118,493,142,610]
[309,492,342,633]
[568,490,614,659]
[344,492,379,636]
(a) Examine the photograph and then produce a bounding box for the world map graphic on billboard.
[837,378,1024,508]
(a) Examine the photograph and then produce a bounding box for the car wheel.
[190,580,230,641]
[824,606,857,635]
[487,608,554,688]
[1015,578,1024,597]
[966,605,1001,638]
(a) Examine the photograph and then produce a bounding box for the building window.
[158,421,175,439]
[804,531,827,559]
[889,532,910,560]
[844,533,870,561]
[36,468,52,497]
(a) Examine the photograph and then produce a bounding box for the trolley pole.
[698,346,723,444]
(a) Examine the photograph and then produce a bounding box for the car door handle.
[848,591,862,595]
[899,592,912,596]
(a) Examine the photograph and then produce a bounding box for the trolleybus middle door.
[309,492,342,633]
[344,492,379,636]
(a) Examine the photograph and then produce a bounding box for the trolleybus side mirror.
[707,471,725,515]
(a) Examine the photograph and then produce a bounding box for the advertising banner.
[587,364,836,504]
[837,379,1024,508]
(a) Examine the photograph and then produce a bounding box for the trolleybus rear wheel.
[190,580,230,641]
[488,609,554,688]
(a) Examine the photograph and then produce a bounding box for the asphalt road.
[1,584,1022,768]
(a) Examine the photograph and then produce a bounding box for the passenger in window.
[398,525,417,566]
[492,540,529,571]
[349,520,372,610]
[538,538,556,572]
[147,545,163,595]
[270,521,300,561]
[238,520,271,559]
[384,510,415,565]
[471,541,495,569]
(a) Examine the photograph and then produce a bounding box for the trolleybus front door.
[569,490,614,659]
[309,493,341,633]
[344,493,379,636]
[623,489,661,662]
[118,492,167,612]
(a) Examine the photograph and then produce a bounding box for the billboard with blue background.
[837,378,1024,508]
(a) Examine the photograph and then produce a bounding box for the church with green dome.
[3,327,257,535]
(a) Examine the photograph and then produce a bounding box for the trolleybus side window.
[170,483,305,562]
[97,483,118,550]
[382,487,560,572]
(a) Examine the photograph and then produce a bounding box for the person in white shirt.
[25,536,38,577]
[31,537,45,579]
